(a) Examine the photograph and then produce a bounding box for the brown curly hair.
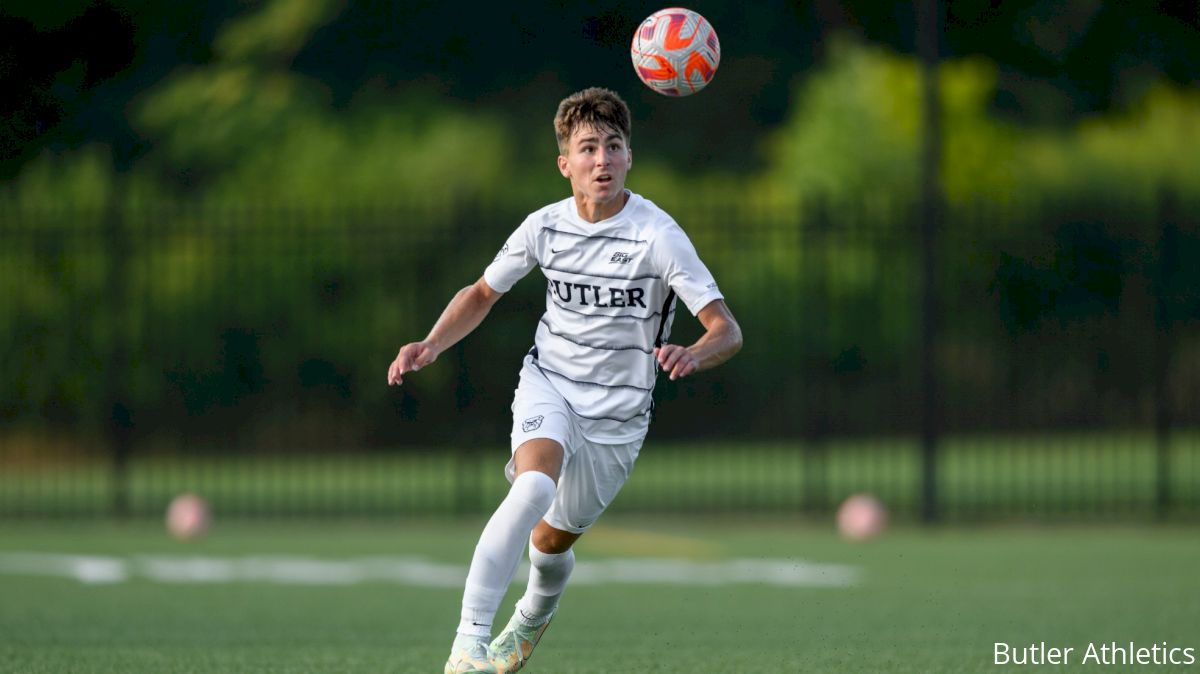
[553,87,632,154]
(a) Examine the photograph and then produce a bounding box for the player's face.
[558,124,632,220]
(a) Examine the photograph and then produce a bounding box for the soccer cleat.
[488,610,553,673]
[444,638,498,674]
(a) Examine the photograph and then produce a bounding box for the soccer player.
[387,87,742,674]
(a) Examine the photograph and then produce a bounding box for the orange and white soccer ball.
[166,492,211,541]
[631,7,720,96]
[836,493,888,542]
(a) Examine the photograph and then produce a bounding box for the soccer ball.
[836,493,888,542]
[631,8,720,96]
[166,492,211,541]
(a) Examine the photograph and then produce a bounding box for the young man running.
[387,87,742,674]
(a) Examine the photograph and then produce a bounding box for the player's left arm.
[655,299,742,381]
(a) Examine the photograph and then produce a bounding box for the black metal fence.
[2,192,1199,519]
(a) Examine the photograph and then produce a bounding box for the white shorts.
[505,355,644,534]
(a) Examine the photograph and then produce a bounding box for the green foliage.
[206,105,514,211]
[10,35,1198,218]
[1028,85,1200,200]
[4,32,1200,448]
[131,0,512,212]
[135,65,329,171]
[214,0,340,64]
[7,146,116,212]
[761,40,1025,207]
[764,40,922,205]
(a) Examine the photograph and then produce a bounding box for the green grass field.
[2,516,1197,673]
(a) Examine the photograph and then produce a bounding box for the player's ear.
[557,154,570,178]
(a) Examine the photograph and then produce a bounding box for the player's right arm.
[387,276,504,386]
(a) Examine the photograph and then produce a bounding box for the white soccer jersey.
[484,191,724,442]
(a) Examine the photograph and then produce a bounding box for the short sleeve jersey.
[484,191,723,443]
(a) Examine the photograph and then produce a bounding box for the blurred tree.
[129,1,515,207]
[4,11,1200,448]
[0,1,135,177]
[3,0,1196,179]
[817,0,1200,123]
[0,0,247,175]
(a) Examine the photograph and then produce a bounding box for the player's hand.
[388,341,439,386]
[655,344,698,381]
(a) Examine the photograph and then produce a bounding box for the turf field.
[1,517,1197,673]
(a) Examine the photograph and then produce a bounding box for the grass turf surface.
[1,517,1197,673]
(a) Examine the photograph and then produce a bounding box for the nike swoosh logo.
[551,248,567,254]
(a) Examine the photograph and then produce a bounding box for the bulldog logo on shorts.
[522,415,544,432]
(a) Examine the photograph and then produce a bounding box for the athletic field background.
[2,516,1196,673]
[4,5,1199,673]
[4,435,1198,519]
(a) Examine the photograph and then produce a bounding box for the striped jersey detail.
[484,193,723,442]
[539,227,649,245]
[538,318,654,353]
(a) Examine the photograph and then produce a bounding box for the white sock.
[515,541,575,627]
[457,471,556,638]
[451,633,485,651]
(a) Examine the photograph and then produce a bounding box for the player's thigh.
[507,357,573,483]
[545,438,642,534]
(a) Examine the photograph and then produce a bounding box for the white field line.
[0,552,859,588]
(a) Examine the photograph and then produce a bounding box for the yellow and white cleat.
[444,637,497,674]
[488,611,553,674]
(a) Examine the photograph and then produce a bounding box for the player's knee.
[531,523,578,554]
[511,471,557,512]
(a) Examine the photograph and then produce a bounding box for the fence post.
[802,198,829,514]
[1153,189,1179,519]
[917,0,943,523]
[104,182,133,518]
[452,343,482,515]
